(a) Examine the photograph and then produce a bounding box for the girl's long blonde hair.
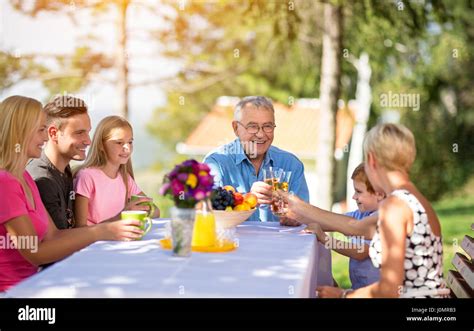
[74,115,135,204]
[0,95,43,177]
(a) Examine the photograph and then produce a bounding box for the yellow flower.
[186,173,198,189]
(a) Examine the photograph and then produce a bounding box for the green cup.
[130,195,155,218]
[121,210,152,240]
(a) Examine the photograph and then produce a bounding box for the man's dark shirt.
[26,153,75,230]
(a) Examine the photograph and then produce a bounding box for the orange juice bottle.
[192,199,216,247]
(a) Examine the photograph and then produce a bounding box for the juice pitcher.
[192,198,217,247]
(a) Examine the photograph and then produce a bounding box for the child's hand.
[124,196,152,212]
[99,219,144,241]
[305,223,327,244]
[279,216,301,227]
[274,190,305,221]
[315,286,344,298]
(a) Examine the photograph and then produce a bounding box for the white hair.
[234,96,275,121]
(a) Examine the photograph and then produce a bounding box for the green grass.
[332,183,474,289]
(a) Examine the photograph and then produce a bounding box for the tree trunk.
[315,3,342,211]
[347,52,372,210]
[117,0,129,119]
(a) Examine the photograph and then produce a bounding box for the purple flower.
[193,189,206,201]
[171,179,184,196]
[161,159,215,206]
[198,175,213,187]
[198,163,210,172]
[182,159,198,168]
[159,183,171,195]
[177,172,188,183]
[169,165,179,179]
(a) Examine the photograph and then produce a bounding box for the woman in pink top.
[0,96,143,292]
[74,116,160,227]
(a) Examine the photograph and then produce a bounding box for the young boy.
[309,163,384,289]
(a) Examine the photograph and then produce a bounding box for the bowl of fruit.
[211,185,258,229]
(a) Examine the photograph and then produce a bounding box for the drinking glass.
[270,170,291,216]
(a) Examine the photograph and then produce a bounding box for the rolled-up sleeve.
[203,155,223,188]
[291,161,309,202]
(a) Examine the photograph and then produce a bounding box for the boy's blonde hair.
[363,123,416,173]
[0,96,43,176]
[74,116,135,204]
[351,163,375,194]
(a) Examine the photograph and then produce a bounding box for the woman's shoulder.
[0,169,20,186]
[379,195,412,221]
[0,169,15,180]
[0,170,25,196]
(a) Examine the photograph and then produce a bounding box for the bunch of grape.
[211,187,235,210]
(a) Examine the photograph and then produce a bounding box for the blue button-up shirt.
[203,138,309,222]
[346,209,380,289]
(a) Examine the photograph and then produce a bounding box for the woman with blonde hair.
[0,96,143,292]
[279,123,446,298]
[74,115,159,227]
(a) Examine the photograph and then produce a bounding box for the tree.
[0,51,47,90]
[148,0,323,163]
[315,2,342,210]
[9,0,162,119]
[400,0,474,200]
[7,0,473,202]
[345,52,371,210]
[149,0,437,206]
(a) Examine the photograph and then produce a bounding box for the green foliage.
[6,0,474,201]
[400,2,474,200]
[149,0,323,170]
[0,51,47,89]
[147,0,474,202]
[8,1,116,99]
[41,46,114,95]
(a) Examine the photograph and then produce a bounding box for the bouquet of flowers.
[160,159,214,208]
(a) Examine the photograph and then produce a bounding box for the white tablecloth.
[6,220,332,298]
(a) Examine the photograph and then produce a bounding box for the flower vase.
[170,207,196,257]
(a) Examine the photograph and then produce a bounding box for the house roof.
[176,97,357,160]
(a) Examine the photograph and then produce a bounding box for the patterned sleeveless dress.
[369,190,445,298]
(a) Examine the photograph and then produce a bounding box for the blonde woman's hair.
[363,123,416,173]
[0,95,43,177]
[74,116,135,204]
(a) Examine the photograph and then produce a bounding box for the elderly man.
[203,96,309,224]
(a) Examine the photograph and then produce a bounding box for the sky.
[0,0,180,169]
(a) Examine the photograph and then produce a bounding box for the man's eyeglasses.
[237,122,276,134]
